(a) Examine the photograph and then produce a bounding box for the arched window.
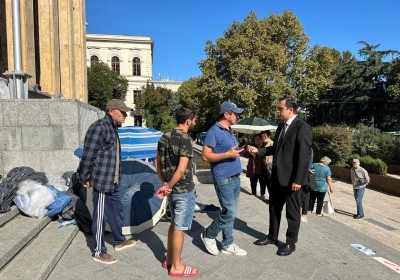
[90,55,99,66]
[132,57,141,76]
[111,56,120,74]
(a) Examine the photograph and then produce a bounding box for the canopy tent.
[84,159,168,234]
[74,126,163,160]
[231,117,278,134]
[119,160,167,234]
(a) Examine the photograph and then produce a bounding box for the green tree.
[136,83,177,131]
[87,63,128,110]
[307,51,362,125]
[198,11,311,120]
[176,77,209,132]
[298,45,341,104]
[387,57,400,102]
[308,43,400,130]
[176,77,202,109]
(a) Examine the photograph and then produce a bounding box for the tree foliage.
[198,11,311,120]
[177,11,400,132]
[307,42,400,130]
[135,83,177,131]
[87,63,128,110]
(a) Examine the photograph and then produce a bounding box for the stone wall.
[0,99,103,177]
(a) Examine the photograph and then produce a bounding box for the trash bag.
[13,180,55,218]
[46,185,71,217]
[47,174,69,192]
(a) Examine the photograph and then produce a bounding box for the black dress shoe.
[254,236,277,246]
[277,244,296,256]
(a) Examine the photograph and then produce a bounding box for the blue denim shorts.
[168,189,196,230]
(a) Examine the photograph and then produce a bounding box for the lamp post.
[3,0,30,99]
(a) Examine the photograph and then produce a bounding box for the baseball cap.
[352,159,360,163]
[219,101,244,114]
[106,99,133,112]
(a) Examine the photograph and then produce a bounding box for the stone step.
[0,214,51,270]
[0,206,19,227]
[0,220,79,280]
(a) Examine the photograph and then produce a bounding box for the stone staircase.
[0,206,79,279]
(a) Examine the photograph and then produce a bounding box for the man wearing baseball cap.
[78,99,136,264]
[201,101,248,256]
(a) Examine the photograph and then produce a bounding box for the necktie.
[277,123,287,148]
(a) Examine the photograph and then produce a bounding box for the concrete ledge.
[330,165,400,197]
[0,221,79,280]
[0,215,51,270]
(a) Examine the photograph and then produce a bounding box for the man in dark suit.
[248,97,312,256]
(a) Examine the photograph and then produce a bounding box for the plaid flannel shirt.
[78,114,121,192]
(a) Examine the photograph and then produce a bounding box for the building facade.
[0,0,87,101]
[86,34,182,126]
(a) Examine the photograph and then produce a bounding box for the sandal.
[168,265,198,277]
[162,256,183,268]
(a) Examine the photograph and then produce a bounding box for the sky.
[86,0,400,82]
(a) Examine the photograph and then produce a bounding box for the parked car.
[196,132,207,145]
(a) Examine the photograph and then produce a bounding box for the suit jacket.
[258,116,312,187]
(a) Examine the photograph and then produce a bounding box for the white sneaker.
[201,232,219,255]
[221,243,247,256]
[301,215,308,222]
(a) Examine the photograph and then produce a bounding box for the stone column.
[37,0,61,95]
[58,0,76,99]
[72,0,87,102]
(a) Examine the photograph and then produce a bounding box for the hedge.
[347,154,388,176]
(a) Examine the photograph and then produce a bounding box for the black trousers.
[250,174,267,195]
[309,191,325,215]
[268,179,301,245]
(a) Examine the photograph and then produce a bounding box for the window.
[133,90,142,104]
[90,55,99,66]
[134,115,143,127]
[111,56,120,74]
[132,57,141,76]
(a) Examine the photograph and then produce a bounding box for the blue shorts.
[168,189,196,231]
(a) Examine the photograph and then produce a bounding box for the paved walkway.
[49,169,400,279]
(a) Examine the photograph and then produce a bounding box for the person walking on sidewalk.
[201,101,247,256]
[308,156,333,217]
[248,97,312,256]
[350,159,370,219]
[78,99,136,264]
[155,107,198,277]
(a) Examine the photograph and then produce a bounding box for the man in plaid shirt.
[78,99,136,264]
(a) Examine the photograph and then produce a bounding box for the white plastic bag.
[46,173,69,192]
[13,180,56,218]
